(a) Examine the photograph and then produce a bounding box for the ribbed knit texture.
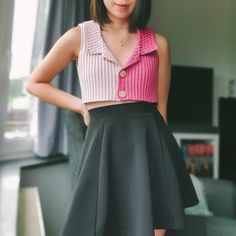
[76,20,159,104]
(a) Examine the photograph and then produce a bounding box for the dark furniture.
[219,97,236,184]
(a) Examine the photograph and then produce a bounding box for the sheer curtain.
[34,0,90,158]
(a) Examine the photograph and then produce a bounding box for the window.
[0,0,50,159]
[5,0,39,140]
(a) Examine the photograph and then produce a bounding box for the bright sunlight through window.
[5,0,38,139]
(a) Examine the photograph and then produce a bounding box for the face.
[103,0,137,21]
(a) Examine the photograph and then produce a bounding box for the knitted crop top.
[76,20,159,104]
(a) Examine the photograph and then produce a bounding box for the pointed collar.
[85,20,104,54]
[84,20,158,68]
[138,27,158,55]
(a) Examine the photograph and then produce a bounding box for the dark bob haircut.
[90,0,151,32]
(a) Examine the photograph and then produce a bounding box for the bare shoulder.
[51,25,81,62]
[61,26,81,60]
[154,32,170,53]
[65,25,81,41]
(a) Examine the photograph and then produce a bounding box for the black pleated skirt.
[61,101,199,236]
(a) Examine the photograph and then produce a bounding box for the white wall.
[150,0,235,126]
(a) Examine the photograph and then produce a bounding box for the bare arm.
[25,26,87,116]
[155,33,171,124]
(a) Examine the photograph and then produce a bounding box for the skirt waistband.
[88,101,158,121]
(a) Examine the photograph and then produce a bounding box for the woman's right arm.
[25,26,87,118]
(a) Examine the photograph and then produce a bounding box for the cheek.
[103,0,111,10]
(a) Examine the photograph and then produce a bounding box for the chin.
[104,1,136,21]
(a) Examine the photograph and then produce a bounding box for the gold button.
[119,90,127,97]
[119,70,127,78]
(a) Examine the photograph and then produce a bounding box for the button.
[119,90,127,97]
[119,70,127,78]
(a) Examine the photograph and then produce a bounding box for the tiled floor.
[0,155,67,236]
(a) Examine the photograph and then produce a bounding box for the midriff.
[85,100,138,111]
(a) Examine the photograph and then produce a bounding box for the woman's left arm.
[155,33,171,125]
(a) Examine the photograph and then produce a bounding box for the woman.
[26,0,199,235]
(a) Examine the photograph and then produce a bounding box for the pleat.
[62,120,105,236]
[98,115,154,236]
[151,110,199,208]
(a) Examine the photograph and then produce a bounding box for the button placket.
[118,68,128,99]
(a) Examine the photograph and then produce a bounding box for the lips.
[114,3,129,8]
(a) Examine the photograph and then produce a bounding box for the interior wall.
[150,0,235,126]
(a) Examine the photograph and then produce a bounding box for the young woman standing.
[26,1,199,235]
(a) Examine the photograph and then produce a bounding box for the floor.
[0,155,68,236]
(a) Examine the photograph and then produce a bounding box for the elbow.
[24,81,33,94]
[24,78,36,95]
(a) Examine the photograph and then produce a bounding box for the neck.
[102,15,130,33]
